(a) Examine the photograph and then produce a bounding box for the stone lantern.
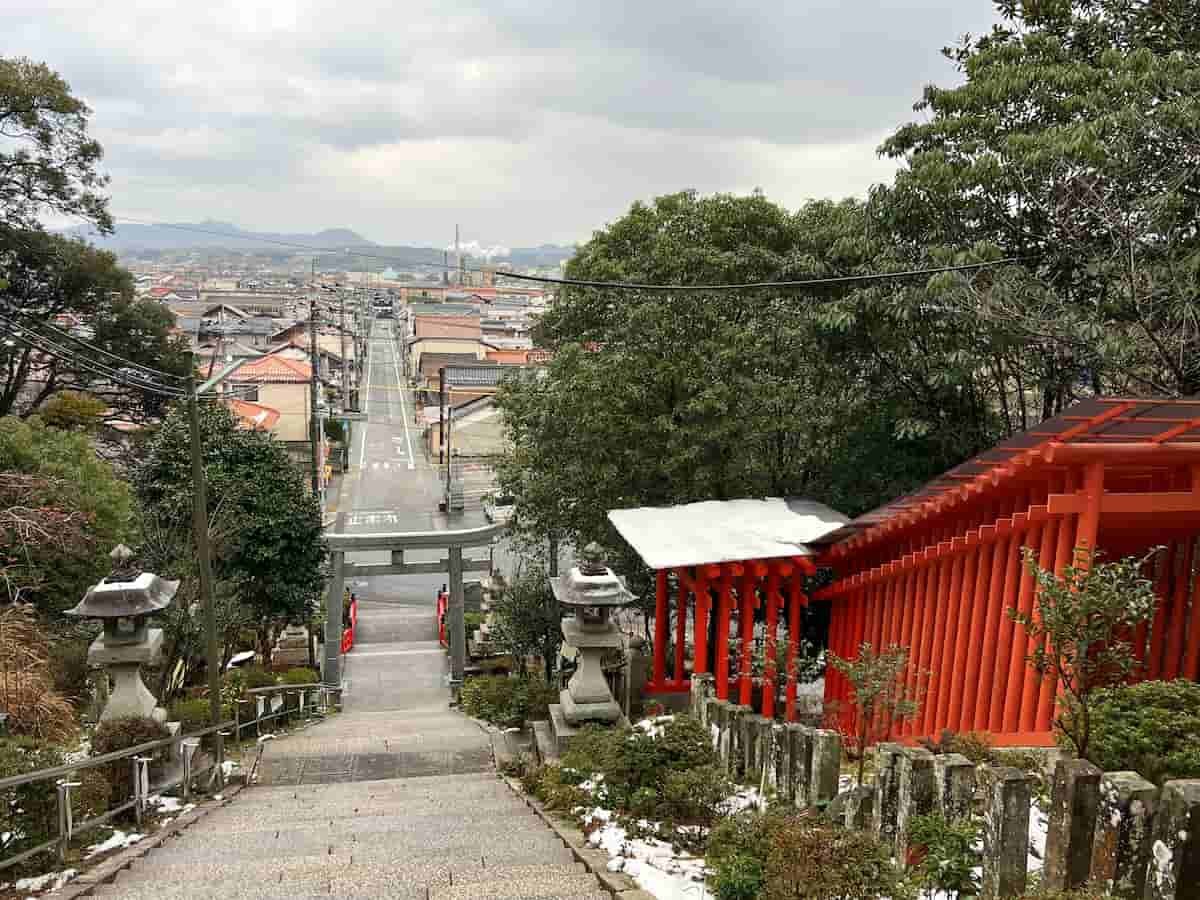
[549,543,635,727]
[66,545,177,723]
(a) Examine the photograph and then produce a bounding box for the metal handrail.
[0,720,234,871]
[0,720,233,792]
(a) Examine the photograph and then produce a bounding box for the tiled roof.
[419,353,482,374]
[414,316,482,339]
[225,399,281,431]
[445,365,513,387]
[229,355,311,383]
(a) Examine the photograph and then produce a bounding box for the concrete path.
[92,588,605,899]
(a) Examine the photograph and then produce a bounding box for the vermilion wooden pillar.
[738,570,756,707]
[974,527,1011,733]
[785,574,804,722]
[653,569,668,687]
[762,571,781,719]
[1037,470,1078,732]
[1147,542,1175,681]
[949,537,983,733]
[674,567,688,687]
[988,519,1025,734]
[922,549,955,736]
[1164,537,1193,680]
[715,570,733,700]
[693,568,711,676]
[932,549,966,734]
[902,562,932,735]
[1184,540,1200,681]
[1019,511,1059,734]
[1003,519,1043,734]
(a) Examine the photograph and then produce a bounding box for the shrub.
[464,612,484,644]
[710,853,766,900]
[280,667,319,685]
[0,737,65,865]
[660,764,733,826]
[908,813,980,896]
[48,638,92,706]
[92,716,170,806]
[1081,679,1200,785]
[0,606,79,742]
[950,731,995,765]
[460,675,557,728]
[764,819,910,900]
[168,698,234,734]
[239,665,277,691]
[992,748,1045,774]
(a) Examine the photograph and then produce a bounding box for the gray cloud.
[6,0,999,246]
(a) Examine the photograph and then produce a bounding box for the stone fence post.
[1090,770,1156,899]
[727,704,751,780]
[895,746,936,868]
[980,766,1032,900]
[872,743,903,852]
[935,752,976,824]
[790,725,813,809]
[1145,779,1200,900]
[1044,758,1102,892]
[809,729,841,808]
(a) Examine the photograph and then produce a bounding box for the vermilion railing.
[436,590,448,648]
[340,598,358,653]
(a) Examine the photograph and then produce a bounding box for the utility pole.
[186,363,222,757]
[308,258,322,498]
[438,366,447,466]
[338,290,349,407]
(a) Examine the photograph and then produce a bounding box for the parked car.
[483,494,515,524]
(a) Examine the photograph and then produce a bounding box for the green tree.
[135,403,327,665]
[830,642,921,786]
[1009,547,1159,758]
[491,566,562,682]
[497,192,989,602]
[879,0,1200,400]
[0,415,134,615]
[0,57,111,232]
[0,227,191,420]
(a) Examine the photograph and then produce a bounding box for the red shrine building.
[610,397,1200,746]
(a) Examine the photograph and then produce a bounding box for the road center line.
[389,321,416,470]
[357,318,373,471]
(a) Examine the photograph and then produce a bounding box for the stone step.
[430,873,601,900]
[208,798,533,829]
[142,826,570,865]
[127,848,581,886]
[182,809,547,839]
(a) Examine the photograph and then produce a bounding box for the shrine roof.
[829,397,1200,554]
[608,498,849,570]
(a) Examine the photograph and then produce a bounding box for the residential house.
[226,355,312,443]
[225,398,281,432]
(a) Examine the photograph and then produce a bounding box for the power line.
[0,303,190,385]
[106,215,1029,292]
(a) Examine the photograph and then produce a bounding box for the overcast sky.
[8,1,1000,248]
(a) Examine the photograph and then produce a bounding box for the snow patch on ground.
[583,809,708,900]
[221,760,241,778]
[634,715,676,738]
[85,830,145,858]
[148,794,195,815]
[63,740,92,765]
[13,868,77,893]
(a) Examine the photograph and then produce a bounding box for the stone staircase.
[87,772,607,899]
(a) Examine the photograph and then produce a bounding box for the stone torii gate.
[322,517,506,694]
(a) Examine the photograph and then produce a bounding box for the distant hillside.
[59,220,575,269]
[60,220,378,252]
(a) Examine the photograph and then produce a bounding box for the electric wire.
[107,215,1029,292]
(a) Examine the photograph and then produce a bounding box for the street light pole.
[308,258,322,498]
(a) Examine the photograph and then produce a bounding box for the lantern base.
[90,629,167,723]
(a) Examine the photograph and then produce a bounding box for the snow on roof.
[608,497,849,570]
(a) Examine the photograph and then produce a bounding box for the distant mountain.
[60,220,379,252]
[58,220,575,268]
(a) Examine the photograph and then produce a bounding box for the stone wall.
[690,674,1200,900]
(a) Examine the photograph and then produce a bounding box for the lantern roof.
[549,543,636,609]
[66,571,178,619]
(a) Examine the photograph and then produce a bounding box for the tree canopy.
[0,415,134,615]
[498,0,1200,589]
[0,56,110,233]
[135,403,327,660]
